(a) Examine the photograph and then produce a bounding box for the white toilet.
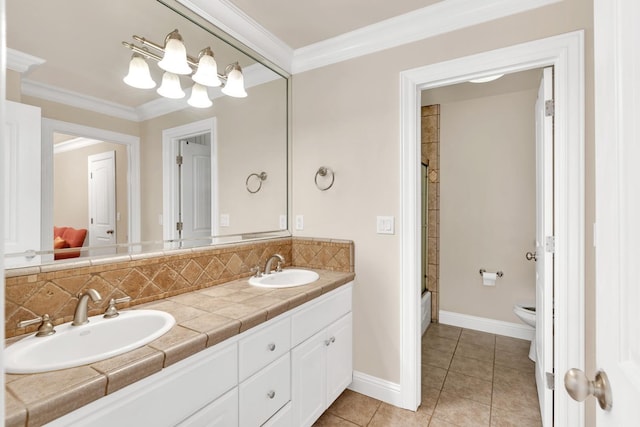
[513,303,536,362]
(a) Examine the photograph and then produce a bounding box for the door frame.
[399,31,585,426]
[162,118,218,241]
[42,119,141,251]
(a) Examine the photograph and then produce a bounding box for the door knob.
[106,230,114,235]
[564,368,612,411]
[525,251,537,261]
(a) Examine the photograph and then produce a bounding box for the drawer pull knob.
[267,390,276,399]
[325,336,336,346]
[267,343,276,351]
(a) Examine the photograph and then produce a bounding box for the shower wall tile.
[422,105,440,323]
[5,237,353,339]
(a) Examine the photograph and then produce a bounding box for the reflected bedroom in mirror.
[4,0,290,268]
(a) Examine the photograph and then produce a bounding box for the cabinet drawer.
[292,285,352,346]
[239,316,290,381]
[176,388,238,427]
[239,353,291,427]
[262,401,292,427]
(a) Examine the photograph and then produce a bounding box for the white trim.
[421,291,432,336]
[53,137,103,155]
[400,31,584,427]
[348,371,402,407]
[41,119,141,250]
[439,311,535,341]
[292,0,560,73]
[22,79,139,122]
[7,47,45,74]
[177,0,293,73]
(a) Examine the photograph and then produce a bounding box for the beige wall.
[439,88,537,322]
[292,0,594,397]
[54,142,129,244]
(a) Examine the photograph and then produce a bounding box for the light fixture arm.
[123,39,228,83]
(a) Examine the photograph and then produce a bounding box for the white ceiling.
[226,0,443,49]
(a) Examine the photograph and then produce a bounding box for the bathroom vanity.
[5,269,354,427]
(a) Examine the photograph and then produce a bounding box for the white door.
[534,67,554,426]
[291,329,327,427]
[180,138,212,241]
[4,101,42,266]
[88,151,116,250]
[586,0,640,423]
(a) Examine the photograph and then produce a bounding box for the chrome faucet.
[263,254,285,274]
[72,289,102,326]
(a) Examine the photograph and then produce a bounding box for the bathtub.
[421,291,432,335]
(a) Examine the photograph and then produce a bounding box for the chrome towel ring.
[315,166,335,191]
[246,171,267,193]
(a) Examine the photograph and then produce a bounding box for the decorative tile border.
[5,237,353,338]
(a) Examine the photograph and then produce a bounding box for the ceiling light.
[188,83,213,108]
[192,48,221,87]
[469,74,505,83]
[157,72,185,99]
[123,53,156,89]
[221,63,247,98]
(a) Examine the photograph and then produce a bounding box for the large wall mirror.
[5,0,290,268]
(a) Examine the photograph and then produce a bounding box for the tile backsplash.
[5,237,353,338]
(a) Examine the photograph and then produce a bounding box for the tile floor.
[314,323,542,426]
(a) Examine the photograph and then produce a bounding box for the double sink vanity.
[4,239,356,427]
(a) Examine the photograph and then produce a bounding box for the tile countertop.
[4,268,355,427]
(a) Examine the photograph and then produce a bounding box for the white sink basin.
[5,310,175,374]
[248,268,320,288]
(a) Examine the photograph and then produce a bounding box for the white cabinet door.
[291,328,327,427]
[326,313,353,406]
[176,388,238,427]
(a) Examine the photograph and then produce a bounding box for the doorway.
[399,31,585,426]
[162,118,218,244]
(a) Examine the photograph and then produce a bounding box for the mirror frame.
[5,0,292,268]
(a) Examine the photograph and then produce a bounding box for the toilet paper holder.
[479,269,503,278]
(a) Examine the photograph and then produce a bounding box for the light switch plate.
[279,214,287,230]
[295,215,304,231]
[376,216,395,234]
[220,214,230,227]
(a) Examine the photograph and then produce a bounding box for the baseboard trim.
[348,370,402,407]
[439,310,534,341]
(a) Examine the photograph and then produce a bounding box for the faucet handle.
[17,314,56,337]
[251,265,263,277]
[103,296,132,318]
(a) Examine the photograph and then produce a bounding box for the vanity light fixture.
[122,29,247,107]
[123,53,156,89]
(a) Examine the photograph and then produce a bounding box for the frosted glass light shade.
[158,37,192,75]
[157,72,185,99]
[123,55,156,89]
[193,53,221,87]
[221,65,247,98]
[187,83,213,108]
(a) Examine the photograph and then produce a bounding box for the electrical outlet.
[279,214,287,230]
[376,216,395,234]
[295,215,304,230]
[220,214,230,227]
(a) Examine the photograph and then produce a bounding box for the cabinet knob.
[267,390,276,399]
[325,336,336,346]
[267,343,276,352]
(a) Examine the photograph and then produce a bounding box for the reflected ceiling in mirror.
[5,0,290,268]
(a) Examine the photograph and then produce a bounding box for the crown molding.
[177,0,294,73]
[22,79,140,121]
[7,48,45,74]
[291,0,561,73]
